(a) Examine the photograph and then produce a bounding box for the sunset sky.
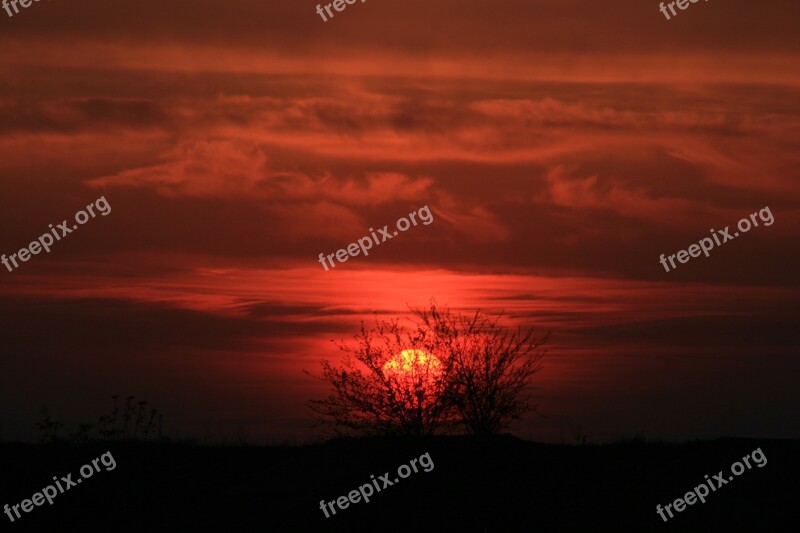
[1,0,798,443]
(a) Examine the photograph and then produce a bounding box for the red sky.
[0,0,798,443]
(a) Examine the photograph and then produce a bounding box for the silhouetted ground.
[0,436,797,532]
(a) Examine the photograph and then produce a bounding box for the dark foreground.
[0,436,797,532]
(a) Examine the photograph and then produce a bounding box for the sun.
[383,349,441,375]
[382,349,443,403]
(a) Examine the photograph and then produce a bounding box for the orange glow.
[382,349,443,405]
[383,349,441,375]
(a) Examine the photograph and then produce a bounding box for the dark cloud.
[0,98,168,134]
[3,0,798,55]
[578,314,800,349]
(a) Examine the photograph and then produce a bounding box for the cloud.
[4,1,800,60]
[433,197,510,243]
[85,139,271,198]
[0,98,167,135]
[86,139,434,202]
[542,165,707,231]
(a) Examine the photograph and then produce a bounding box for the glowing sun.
[382,349,443,401]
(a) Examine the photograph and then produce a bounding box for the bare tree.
[305,316,455,436]
[412,303,549,436]
[306,302,549,436]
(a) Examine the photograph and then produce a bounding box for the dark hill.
[0,436,797,532]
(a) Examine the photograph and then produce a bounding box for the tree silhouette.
[306,302,549,436]
[37,395,163,443]
[305,316,455,436]
[414,304,550,435]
